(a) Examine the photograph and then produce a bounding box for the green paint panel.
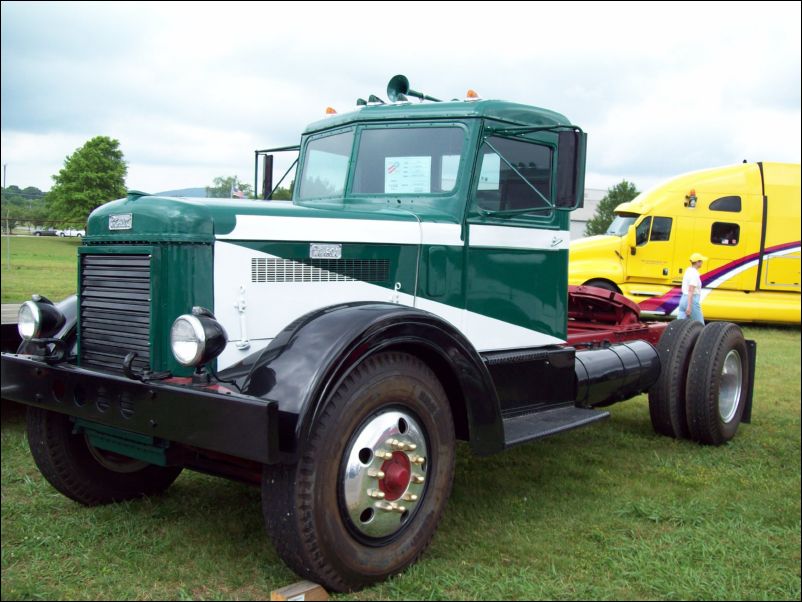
[426,246,448,297]
[465,247,568,340]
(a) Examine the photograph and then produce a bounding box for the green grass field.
[2,325,800,600]
[0,236,81,303]
[0,235,799,598]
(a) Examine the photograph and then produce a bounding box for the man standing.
[678,252,706,324]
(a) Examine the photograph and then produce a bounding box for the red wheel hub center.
[379,451,411,501]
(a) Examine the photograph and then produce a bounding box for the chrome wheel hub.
[719,349,742,423]
[342,410,428,538]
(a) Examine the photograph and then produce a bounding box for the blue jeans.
[677,294,704,324]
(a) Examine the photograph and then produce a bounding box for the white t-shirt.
[682,266,702,295]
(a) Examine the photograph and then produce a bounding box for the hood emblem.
[109,214,133,230]
[310,243,342,259]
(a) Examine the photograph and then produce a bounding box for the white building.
[570,188,606,241]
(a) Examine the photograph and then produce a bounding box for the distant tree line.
[2,135,296,235]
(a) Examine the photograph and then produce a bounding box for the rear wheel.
[685,322,749,445]
[262,351,455,592]
[26,407,182,505]
[648,319,703,438]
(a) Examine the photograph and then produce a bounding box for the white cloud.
[1,1,799,193]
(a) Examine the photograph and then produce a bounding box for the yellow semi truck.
[569,162,800,324]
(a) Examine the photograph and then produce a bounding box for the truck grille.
[80,254,151,374]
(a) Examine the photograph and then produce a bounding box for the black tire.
[584,279,620,293]
[26,407,183,505]
[648,319,703,438]
[34,232,41,236]
[685,322,749,445]
[262,351,455,592]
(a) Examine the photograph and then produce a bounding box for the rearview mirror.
[555,130,587,209]
[626,225,637,255]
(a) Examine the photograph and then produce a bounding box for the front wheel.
[26,407,183,505]
[262,352,455,592]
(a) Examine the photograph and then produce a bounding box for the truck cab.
[569,162,801,323]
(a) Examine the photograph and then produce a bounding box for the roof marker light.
[325,106,337,115]
[466,89,480,99]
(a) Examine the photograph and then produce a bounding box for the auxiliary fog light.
[18,296,65,340]
[170,307,228,367]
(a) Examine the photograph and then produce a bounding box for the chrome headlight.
[170,308,227,367]
[18,297,65,340]
[18,301,40,339]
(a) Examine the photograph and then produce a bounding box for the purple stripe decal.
[638,241,800,314]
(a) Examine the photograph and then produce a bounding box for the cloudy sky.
[1,1,800,196]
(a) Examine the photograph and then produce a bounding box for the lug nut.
[367,489,385,499]
[402,493,418,502]
[410,455,425,464]
[377,450,394,460]
[411,475,425,484]
[367,469,385,479]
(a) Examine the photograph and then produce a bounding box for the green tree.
[270,180,294,200]
[1,185,46,232]
[47,136,127,223]
[206,176,253,199]
[584,180,640,236]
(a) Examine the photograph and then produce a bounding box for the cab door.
[463,134,569,349]
[626,215,675,285]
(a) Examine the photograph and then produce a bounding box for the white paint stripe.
[216,215,463,246]
[469,225,570,250]
[421,222,463,246]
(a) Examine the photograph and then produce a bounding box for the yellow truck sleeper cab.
[569,162,801,324]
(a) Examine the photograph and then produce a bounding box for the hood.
[85,193,432,244]
[569,234,622,259]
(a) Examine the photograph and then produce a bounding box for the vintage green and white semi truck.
[1,76,755,592]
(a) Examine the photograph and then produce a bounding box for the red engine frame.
[566,285,667,348]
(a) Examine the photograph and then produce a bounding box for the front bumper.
[1,353,279,464]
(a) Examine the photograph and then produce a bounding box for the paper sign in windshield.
[385,156,431,194]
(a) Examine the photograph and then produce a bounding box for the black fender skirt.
[219,302,505,460]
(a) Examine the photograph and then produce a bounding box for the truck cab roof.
[304,99,573,134]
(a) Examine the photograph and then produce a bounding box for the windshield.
[606,214,639,236]
[352,127,465,195]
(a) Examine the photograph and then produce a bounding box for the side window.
[650,217,672,241]
[299,130,354,200]
[711,222,740,246]
[475,136,553,213]
[636,216,652,246]
[710,196,741,212]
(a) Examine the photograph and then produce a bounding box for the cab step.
[502,404,610,448]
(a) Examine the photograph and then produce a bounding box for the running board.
[502,405,610,448]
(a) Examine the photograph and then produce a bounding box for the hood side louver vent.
[251,258,389,283]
